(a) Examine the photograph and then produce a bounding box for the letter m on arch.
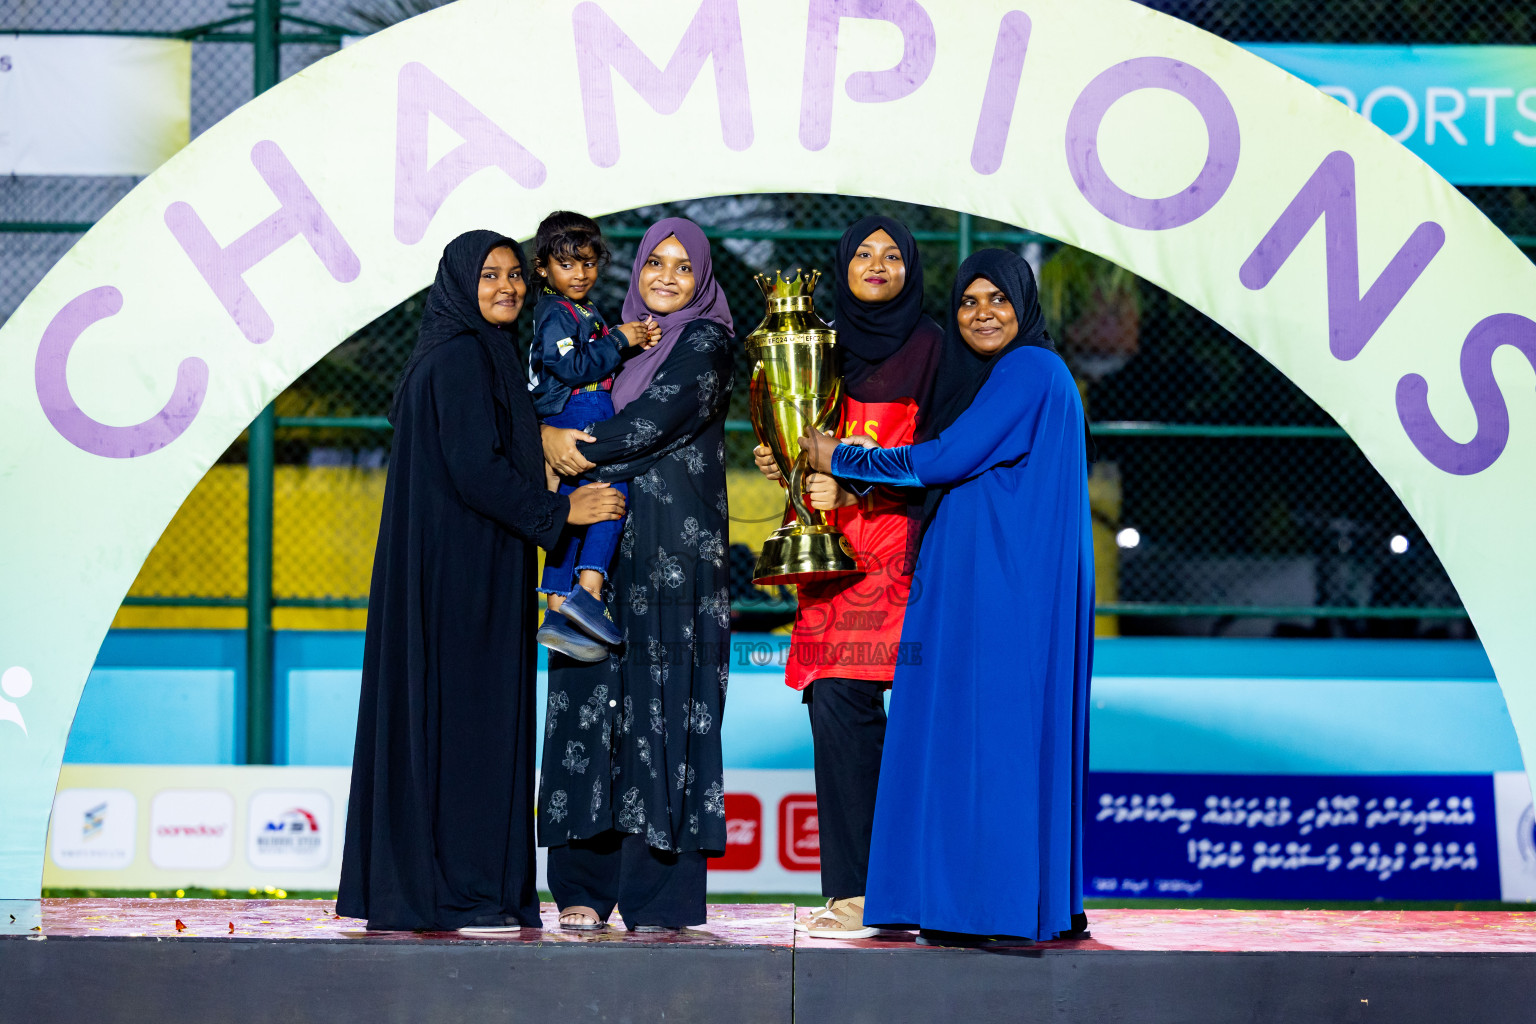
[573,0,753,168]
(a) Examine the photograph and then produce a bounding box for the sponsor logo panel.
[710,794,763,871]
[247,790,332,870]
[1493,771,1536,902]
[149,789,234,870]
[50,788,137,870]
[778,794,820,871]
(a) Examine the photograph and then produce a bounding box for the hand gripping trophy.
[746,270,862,584]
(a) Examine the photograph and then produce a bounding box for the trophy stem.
[786,451,819,529]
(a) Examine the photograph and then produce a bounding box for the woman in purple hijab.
[537,218,736,931]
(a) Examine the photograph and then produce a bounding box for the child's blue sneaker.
[558,586,623,646]
[537,609,608,662]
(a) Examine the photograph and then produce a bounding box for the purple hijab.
[611,217,734,412]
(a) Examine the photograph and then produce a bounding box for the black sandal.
[1056,912,1092,940]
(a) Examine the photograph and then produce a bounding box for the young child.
[529,210,659,662]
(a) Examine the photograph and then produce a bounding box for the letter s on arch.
[1396,312,1536,476]
[34,286,209,459]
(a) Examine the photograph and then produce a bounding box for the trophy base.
[753,525,862,586]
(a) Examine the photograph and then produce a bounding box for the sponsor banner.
[0,35,191,176]
[1247,45,1536,185]
[45,765,347,891]
[41,764,1535,901]
[1088,772,1502,900]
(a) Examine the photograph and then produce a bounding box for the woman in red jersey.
[754,216,942,938]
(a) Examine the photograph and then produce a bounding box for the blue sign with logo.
[1246,45,1536,185]
[1087,772,1502,900]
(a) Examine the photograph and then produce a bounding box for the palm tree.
[347,0,453,33]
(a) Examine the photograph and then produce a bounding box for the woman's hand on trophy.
[753,444,782,482]
[805,472,857,511]
[566,482,626,524]
[543,425,597,476]
[797,430,839,473]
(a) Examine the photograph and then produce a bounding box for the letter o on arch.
[1066,56,1241,231]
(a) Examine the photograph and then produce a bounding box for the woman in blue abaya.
[800,248,1094,946]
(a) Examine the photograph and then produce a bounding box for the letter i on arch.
[971,10,1033,175]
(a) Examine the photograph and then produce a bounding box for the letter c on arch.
[33,287,209,459]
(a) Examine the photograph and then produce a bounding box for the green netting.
[5,0,1530,637]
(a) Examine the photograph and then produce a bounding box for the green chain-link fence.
[7,0,1534,654]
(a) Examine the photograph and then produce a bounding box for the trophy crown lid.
[755,269,821,300]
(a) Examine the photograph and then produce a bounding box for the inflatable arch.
[1,0,1534,897]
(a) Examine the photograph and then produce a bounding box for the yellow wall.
[114,462,1122,634]
[112,466,383,631]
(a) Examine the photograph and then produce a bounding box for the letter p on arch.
[572,0,753,168]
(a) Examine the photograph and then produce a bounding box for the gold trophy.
[747,270,861,585]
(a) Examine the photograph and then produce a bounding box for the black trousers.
[804,677,888,900]
[547,830,707,929]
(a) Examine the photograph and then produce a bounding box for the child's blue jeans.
[539,389,628,596]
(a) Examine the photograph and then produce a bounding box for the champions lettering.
[28,0,1535,480]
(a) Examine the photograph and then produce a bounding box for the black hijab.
[917,248,1057,441]
[389,230,542,481]
[833,215,944,405]
[914,248,1087,541]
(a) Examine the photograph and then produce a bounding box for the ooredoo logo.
[711,794,762,871]
[51,788,136,870]
[248,790,332,870]
[156,824,228,837]
[778,794,820,871]
[149,790,235,870]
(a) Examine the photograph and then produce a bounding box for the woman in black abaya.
[338,230,625,932]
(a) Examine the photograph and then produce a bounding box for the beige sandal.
[558,906,605,931]
[794,899,833,932]
[802,897,878,940]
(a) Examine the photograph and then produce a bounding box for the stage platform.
[4,901,1536,1023]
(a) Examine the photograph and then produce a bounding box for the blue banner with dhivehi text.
[1087,772,1503,901]
[1245,45,1536,185]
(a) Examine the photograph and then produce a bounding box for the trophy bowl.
[746,270,861,585]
